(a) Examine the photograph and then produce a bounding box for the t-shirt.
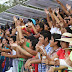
[50,26,57,34]
[38,43,52,72]
[12,50,16,55]
[50,26,61,34]
[56,28,61,34]
[57,48,70,59]
[22,28,35,35]
[57,49,70,72]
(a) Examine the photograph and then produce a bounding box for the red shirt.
[30,29,35,35]
[57,49,70,72]
[32,56,38,72]
[22,28,35,35]
[57,48,70,59]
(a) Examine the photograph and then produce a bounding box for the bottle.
[54,58,60,72]
[42,56,46,72]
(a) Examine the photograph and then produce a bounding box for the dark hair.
[1,25,4,30]
[25,35,36,41]
[5,23,10,30]
[65,27,72,33]
[52,33,61,47]
[40,30,51,42]
[11,24,15,29]
[39,22,44,31]
[2,38,9,44]
[10,36,16,42]
[36,18,39,21]
[31,39,38,50]
[28,19,33,23]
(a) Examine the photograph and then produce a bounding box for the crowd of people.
[0,0,72,72]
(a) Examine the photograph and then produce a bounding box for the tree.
[0,4,9,13]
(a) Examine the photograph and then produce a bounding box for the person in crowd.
[0,0,72,72]
[24,30,52,72]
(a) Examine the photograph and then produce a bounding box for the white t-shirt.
[56,28,61,34]
[12,50,18,72]
[50,26,61,34]
[12,50,16,55]
[50,26,58,34]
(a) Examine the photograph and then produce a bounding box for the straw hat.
[62,32,72,37]
[56,32,72,42]
[56,38,72,43]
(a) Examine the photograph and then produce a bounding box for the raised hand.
[44,8,49,14]
[56,0,61,4]
[13,16,17,22]
[49,8,52,13]
[56,8,59,14]
[66,4,71,10]
[53,9,55,14]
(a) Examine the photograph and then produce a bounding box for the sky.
[0,0,9,4]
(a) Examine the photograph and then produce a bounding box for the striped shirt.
[38,43,52,72]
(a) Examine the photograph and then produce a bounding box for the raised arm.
[13,16,18,27]
[49,8,56,25]
[56,0,70,16]
[66,4,72,14]
[52,10,60,23]
[16,26,24,42]
[56,8,64,21]
[44,8,53,28]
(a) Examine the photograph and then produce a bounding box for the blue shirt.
[38,43,52,72]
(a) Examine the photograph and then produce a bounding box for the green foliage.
[0,4,9,13]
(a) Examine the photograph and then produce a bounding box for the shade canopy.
[25,0,72,9]
[0,0,72,26]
